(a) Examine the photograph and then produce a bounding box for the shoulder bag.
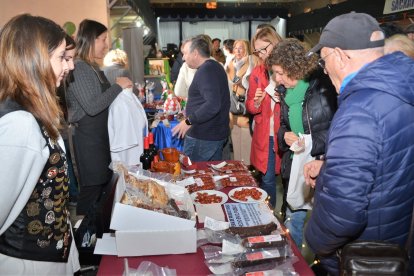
[230,91,247,115]
[340,205,414,275]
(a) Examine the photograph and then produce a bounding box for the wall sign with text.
[384,0,414,14]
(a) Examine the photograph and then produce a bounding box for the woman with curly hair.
[267,38,337,249]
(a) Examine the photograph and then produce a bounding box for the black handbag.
[230,92,246,115]
[340,206,414,276]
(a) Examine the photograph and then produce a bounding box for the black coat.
[278,73,337,179]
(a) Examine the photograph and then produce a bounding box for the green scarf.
[284,80,309,135]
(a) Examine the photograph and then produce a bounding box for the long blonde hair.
[0,14,65,139]
[385,34,414,58]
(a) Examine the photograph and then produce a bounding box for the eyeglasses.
[318,51,334,69]
[253,42,272,56]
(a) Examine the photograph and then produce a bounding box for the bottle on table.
[140,136,152,170]
[148,132,159,165]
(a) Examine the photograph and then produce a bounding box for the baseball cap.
[309,12,384,55]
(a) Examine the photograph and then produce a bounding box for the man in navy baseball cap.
[309,12,384,55]
[304,12,414,275]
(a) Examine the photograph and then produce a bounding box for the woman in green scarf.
[267,38,337,249]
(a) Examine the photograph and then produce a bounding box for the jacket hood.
[341,51,414,106]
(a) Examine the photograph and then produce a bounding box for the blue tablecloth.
[152,119,184,151]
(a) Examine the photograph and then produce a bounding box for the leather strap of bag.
[62,77,80,181]
[67,123,79,180]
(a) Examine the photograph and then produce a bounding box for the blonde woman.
[103,48,131,85]
[226,39,255,165]
[385,34,414,58]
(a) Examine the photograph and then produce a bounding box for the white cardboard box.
[107,173,197,257]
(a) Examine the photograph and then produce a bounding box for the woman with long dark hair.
[66,19,132,215]
[0,14,80,274]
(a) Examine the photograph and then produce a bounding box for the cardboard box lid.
[110,202,195,231]
[114,228,197,257]
[110,172,196,231]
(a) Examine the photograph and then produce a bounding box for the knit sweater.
[186,59,230,141]
[67,60,122,123]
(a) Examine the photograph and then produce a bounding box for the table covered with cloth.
[151,119,183,151]
[97,161,314,276]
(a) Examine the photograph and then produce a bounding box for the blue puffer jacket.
[305,52,414,275]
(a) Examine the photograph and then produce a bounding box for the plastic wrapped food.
[186,174,216,193]
[242,234,288,249]
[225,222,278,238]
[232,248,287,268]
[221,174,258,187]
[209,161,249,173]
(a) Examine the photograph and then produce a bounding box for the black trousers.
[76,182,109,215]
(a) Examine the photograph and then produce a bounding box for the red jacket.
[246,64,281,174]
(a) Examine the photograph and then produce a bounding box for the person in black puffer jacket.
[278,72,337,178]
[267,38,337,249]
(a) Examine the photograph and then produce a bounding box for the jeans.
[285,207,307,249]
[261,137,277,208]
[222,135,232,161]
[184,135,227,162]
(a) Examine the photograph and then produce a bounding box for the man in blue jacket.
[172,35,230,161]
[304,12,414,275]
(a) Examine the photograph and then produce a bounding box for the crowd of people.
[0,11,413,275]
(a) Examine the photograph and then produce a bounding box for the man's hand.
[172,120,191,139]
[304,160,324,188]
[284,131,299,147]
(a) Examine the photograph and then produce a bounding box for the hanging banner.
[384,0,414,14]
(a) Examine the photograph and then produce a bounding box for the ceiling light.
[206,1,217,9]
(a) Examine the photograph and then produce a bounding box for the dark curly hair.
[266,38,318,81]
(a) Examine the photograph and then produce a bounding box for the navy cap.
[309,12,384,55]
